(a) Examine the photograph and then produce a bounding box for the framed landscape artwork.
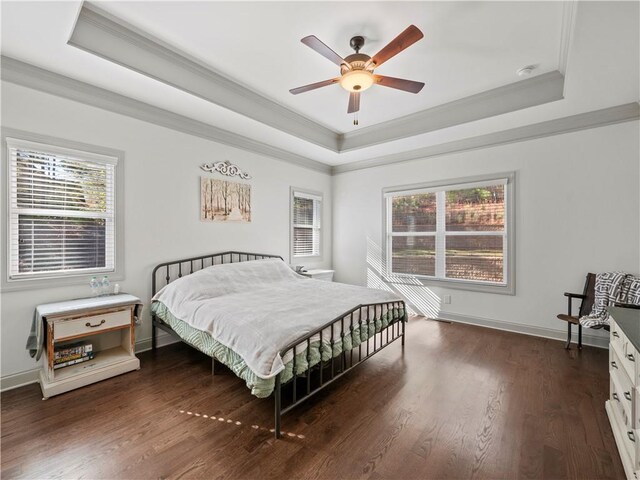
[200,177,251,222]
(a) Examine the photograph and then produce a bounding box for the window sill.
[1,271,125,293]
[292,254,322,260]
[384,273,515,295]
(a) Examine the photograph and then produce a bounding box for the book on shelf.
[54,342,93,362]
[53,353,95,370]
[55,352,88,364]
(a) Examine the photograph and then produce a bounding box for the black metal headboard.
[151,251,283,295]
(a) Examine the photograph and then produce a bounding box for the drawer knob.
[613,331,620,338]
[628,353,636,362]
[629,431,636,443]
[85,319,106,328]
[613,393,620,401]
[612,361,619,369]
[625,391,633,402]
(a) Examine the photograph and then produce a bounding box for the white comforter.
[151,259,401,379]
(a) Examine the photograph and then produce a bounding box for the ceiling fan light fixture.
[340,69,374,93]
[292,26,425,121]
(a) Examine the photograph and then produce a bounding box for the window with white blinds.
[385,175,514,290]
[7,138,118,280]
[291,189,322,258]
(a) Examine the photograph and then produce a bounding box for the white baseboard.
[1,332,180,393]
[0,369,40,393]
[436,311,609,349]
[134,331,180,354]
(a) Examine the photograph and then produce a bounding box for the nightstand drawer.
[54,309,131,340]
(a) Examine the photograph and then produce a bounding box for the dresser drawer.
[622,345,639,385]
[612,319,626,355]
[54,309,131,340]
[612,321,638,385]
[613,349,636,428]
[623,427,640,471]
[612,377,631,427]
[611,324,628,366]
[609,388,640,473]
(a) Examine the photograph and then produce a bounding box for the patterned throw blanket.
[580,272,640,328]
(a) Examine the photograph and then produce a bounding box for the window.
[384,173,514,293]
[6,137,119,283]
[291,188,322,258]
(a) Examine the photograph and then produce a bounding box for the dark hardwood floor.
[1,318,623,479]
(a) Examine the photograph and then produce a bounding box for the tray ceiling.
[84,1,564,134]
[1,1,638,169]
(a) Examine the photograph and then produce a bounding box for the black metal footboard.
[274,299,406,438]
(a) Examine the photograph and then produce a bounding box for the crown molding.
[4,57,636,179]
[0,56,640,175]
[332,102,640,174]
[0,56,331,174]
[337,71,565,152]
[69,2,340,152]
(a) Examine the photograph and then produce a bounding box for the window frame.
[1,128,125,292]
[290,187,323,262]
[382,172,516,295]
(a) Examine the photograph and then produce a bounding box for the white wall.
[333,121,640,343]
[1,78,638,383]
[0,81,332,379]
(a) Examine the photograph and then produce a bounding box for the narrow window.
[291,189,322,259]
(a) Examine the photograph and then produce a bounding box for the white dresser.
[606,307,640,480]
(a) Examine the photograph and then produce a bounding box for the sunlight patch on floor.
[178,410,305,439]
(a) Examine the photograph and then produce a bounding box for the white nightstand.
[37,295,141,398]
[301,269,335,281]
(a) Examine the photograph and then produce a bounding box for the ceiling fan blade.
[347,92,360,113]
[374,75,425,93]
[301,35,346,67]
[289,78,340,95]
[370,25,424,68]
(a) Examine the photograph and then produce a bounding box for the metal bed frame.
[151,251,407,439]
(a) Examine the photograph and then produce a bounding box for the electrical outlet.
[443,295,452,304]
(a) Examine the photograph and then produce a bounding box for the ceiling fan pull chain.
[353,113,359,126]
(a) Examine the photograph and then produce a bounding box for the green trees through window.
[388,182,508,285]
[8,140,116,279]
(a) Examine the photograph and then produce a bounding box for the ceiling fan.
[290,25,425,124]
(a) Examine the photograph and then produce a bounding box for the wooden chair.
[557,273,596,349]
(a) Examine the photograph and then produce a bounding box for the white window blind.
[7,138,117,280]
[385,178,509,286]
[292,190,321,257]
